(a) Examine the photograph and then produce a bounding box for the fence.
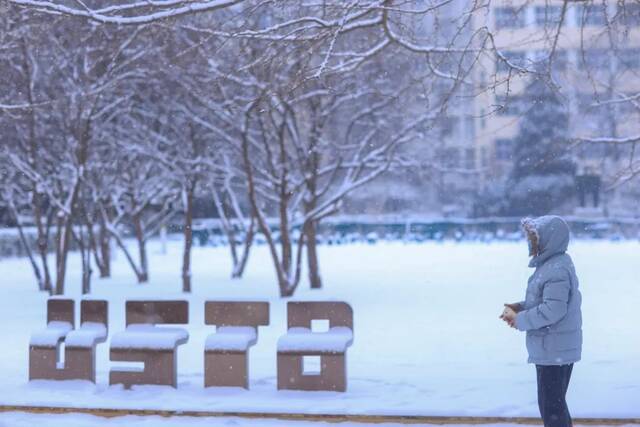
[2,215,639,258]
[185,215,640,247]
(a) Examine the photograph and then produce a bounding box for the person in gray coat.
[501,215,582,427]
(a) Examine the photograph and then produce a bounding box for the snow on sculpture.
[109,301,189,389]
[29,299,108,383]
[277,302,354,392]
[29,298,353,391]
[204,301,269,389]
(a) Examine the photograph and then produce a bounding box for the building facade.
[479,0,640,217]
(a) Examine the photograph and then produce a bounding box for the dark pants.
[536,364,574,427]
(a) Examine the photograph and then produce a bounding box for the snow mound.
[205,326,257,352]
[278,327,353,353]
[110,324,188,350]
[29,321,73,347]
[65,323,108,348]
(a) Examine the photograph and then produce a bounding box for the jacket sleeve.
[515,271,570,332]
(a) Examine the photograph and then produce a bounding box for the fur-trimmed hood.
[521,215,570,268]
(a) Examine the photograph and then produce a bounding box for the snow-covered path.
[0,412,638,427]
[0,239,638,417]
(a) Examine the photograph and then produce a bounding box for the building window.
[576,91,639,121]
[495,139,514,161]
[581,92,640,116]
[446,147,460,168]
[575,3,607,26]
[496,95,525,116]
[531,49,568,71]
[463,116,475,140]
[495,7,526,29]
[619,3,640,26]
[496,50,527,73]
[577,93,598,115]
[619,93,640,115]
[619,48,640,70]
[439,116,457,138]
[579,48,610,71]
[535,6,563,27]
[576,175,602,208]
[258,14,273,29]
[553,49,569,71]
[465,148,475,169]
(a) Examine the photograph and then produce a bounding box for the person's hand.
[504,302,522,313]
[499,306,518,328]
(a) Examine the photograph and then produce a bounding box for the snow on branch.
[574,135,640,145]
[4,0,243,25]
[0,100,53,111]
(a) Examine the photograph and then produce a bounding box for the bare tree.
[1,9,149,293]
[210,156,256,279]
[0,159,47,291]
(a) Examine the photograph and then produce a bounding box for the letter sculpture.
[204,301,269,389]
[29,299,354,392]
[109,300,189,388]
[277,301,354,392]
[29,299,108,383]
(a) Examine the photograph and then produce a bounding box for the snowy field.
[0,238,639,419]
[0,413,638,427]
[4,414,638,427]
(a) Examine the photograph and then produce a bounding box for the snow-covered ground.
[0,238,638,418]
[4,413,635,427]
[2,413,639,427]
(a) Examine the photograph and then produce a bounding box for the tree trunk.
[133,213,149,283]
[20,40,52,293]
[110,230,147,283]
[280,283,297,298]
[213,186,256,280]
[279,196,292,276]
[54,216,73,295]
[55,178,83,295]
[87,214,110,279]
[304,219,322,289]
[182,185,195,293]
[9,202,45,292]
[231,218,255,279]
[54,120,88,295]
[55,215,63,277]
[98,216,111,277]
[213,189,240,277]
[33,195,53,293]
[82,238,92,295]
[73,225,92,295]
[38,231,53,294]
[100,206,148,283]
[240,119,302,298]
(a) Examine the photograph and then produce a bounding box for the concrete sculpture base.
[110,348,178,388]
[277,352,347,392]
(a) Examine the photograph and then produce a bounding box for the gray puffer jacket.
[515,215,583,366]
